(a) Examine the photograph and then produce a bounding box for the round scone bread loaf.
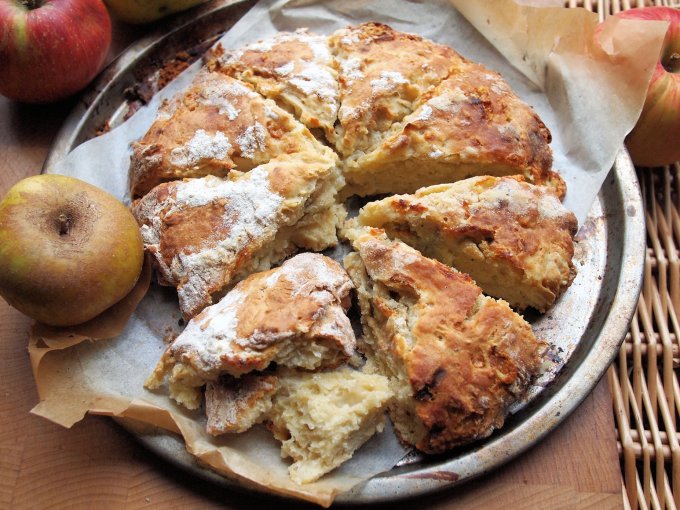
[132,22,576,481]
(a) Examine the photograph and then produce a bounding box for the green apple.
[0,174,144,326]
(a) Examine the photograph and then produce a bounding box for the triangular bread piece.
[145,253,356,409]
[342,61,564,197]
[354,176,578,312]
[129,70,329,198]
[344,226,545,453]
[133,152,346,319]
[209,29,339,141]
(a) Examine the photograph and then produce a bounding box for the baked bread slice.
[204,370,280,437]
[342,60,564,197]
[145,253,356,409]
[343,226,544,453]
[205,373,280,435]
[209,29,338,141]
[328,22,461,159]
[132,152,346,319]
[129,70,328,198]
[354,176,578,312]
[267,367,392,484]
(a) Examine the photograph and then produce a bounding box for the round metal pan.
[43,0,645,504]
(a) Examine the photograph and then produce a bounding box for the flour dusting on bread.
[133,22,577,487]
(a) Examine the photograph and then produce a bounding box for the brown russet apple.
[0,0,111,103]
[0,174,144,326]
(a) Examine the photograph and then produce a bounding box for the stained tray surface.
[43,0,645,503]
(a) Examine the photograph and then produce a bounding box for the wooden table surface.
[0,18,624,510]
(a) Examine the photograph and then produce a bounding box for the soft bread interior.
[268,367,392,484]
[343,157,529,198]
[344,252,429,448]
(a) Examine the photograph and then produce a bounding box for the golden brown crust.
[355,176,578,312]
[422,64,553,182]
[129,70,325,198]
[329,22,463,158]
[344,227,544,453]
[342,60,563,197]
[134,23,569,464]
[132,153,341,319]
[144,253,357,409]
[134,24,564,202]
[209,29,339,140]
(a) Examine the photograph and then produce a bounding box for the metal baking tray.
[43,0,645,504]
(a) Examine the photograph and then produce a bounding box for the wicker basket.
[564,1,680,508]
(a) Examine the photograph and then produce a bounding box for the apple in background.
[104,0,209,24]
[614,7,680,167]
[0,0,111,103]
[0,174,144,326]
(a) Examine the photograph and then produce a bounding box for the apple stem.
[666,53,680,74]
[20,0,40,9]
[58,214,71,236]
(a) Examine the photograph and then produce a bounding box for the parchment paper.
[29,0,667,506]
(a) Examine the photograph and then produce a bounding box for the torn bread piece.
[132,152,346,319]
[209,29,339,142]
[129,70,328,198]
[328,22,462,159]
[344,226,545,453]
[354,176,578,312]
[342,60,564,197]
[145,253,356,409]
[205,373,280,435]
[267,367,392,484]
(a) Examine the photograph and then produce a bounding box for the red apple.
[614,7,680,167]
[0,0,112,103]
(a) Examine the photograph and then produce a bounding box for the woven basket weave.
[563,1,680,508]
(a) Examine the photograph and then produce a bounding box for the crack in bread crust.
[132,23,565,321]
[328,23,463,159]
[133,23,574,476]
